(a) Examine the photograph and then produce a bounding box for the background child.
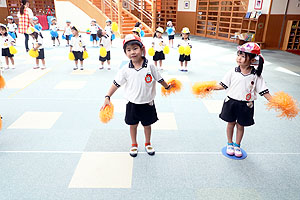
[63,20,72,47]
[90,19,100,46]
[213,42,272,158]
[152,27,166,70]
[70,26,86,70]
[49,17,60,46]
[32,16,42,32]
[132,27,141,38]
[6,16,18,44]
[166,21,175,48]
[104,19,112,43]
[97,29,111,70]
[178,27,192,72]
[101,34,171,157]
[28,27,46,69]
[0,24,15,69]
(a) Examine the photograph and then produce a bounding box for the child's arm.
[101,84,119,109]
[263,93,272,101]
[160,80,172,90]
[213,84,225,90]
[34,44,41,51]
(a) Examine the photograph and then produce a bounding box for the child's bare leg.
[171,39,174,48]
[41,59,45,65]
[235,123,245,145]
[159,60,162,68]
[75,60,78,67]
[130,124,138,144]
[180,61,183,67]
[36,59,39,66]
[107,60,110,65]
[144,125,151,144]
[9,57,14,65]
[154,61,157,67]
[185,61,188,67]
[227,122,236,144]
[57,38,60,45]
[5,56,9,66]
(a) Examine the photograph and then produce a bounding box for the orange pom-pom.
[161,78,182,96]
[266,91,299,119]
[192,81,217,98]
[0,75,6,89]
[99,103,114,123]
[0,115,2,130]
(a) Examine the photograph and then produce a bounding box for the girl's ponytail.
[20,0,28,15]
[256,55,264,77]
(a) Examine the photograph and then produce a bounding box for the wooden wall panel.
[177,11,197,35]
[0,7,9,24]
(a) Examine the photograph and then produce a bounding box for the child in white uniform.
[101,34,172,157]
[97,29,111,70]
[90,19,100,46]
[49,18,60,46]
[178,27,192,72]
[0,24,15,69]
[6,16,17,43]
[152,27,166,69]
[63,20,72,47]
[166,21,175,48]
[70,26,86,70]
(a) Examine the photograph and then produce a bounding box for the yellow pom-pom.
[163,46,170,54]
[111,22,118,32]
[266,91,299,119]
[178,46,185,55]
[29,49,39,58]
[184,46,191,55]
[161,78,182,96]
[99,103,114,123]
[83,51,89,59]
[148,47,155,57]
[0,75,6,89]
[100,47,107,57]
[9,46,17,54]
[192,81,218,98]
[68,52,75,60]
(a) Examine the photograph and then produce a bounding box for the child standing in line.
[32,16,42,32]
[63,20,72,47]
[105,19,113,44]
[178,27,192,72]
[152,27,166,70]
[0,24,15,69]
[27,26,46,69]
[90,19,100,47]
[213,42,272,158]
[6,16,18,44]
[49,17,60,47]
[70,26,86,70]
[97,29,111,70]
[166,21,175,48]
[101,34,171,157]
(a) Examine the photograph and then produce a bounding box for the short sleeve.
[113,68,127,87]
[27,8,34,19]
[255,75,269,96]
[149,64,164,83]
[81,37,86,47]
[8,35,14,43]
[220,70,232,89]
[70,37,74,47]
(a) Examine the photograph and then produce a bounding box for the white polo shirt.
[7,23,18,32]
[70,35,86,52]
[178,38,192,48]
[50,24,58,32]
[65,26,72,35]
[100,34,111,51]
[113,58,164,104]
[220,66,269,101]
[104,25,112,36]
[152,37,165,52]
[90,24,99,34]
[32,35,43,50]
[0,35,14,48]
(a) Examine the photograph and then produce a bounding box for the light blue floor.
[0,32,300,200]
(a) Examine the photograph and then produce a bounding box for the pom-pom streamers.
[9,46,17,54]
[178,46,184,55]
[83,51,89,59]
[100,47,107,57]
[148,47,155,57]
[163,46,170,54]
[184,46,191,55]
[266,91,299,119]
[29,49,39,58]
[111,33,115,40]
[140,30,145,37]
[0,75,6,89]
[161,78,182,96]
[50,30,58,37]
[68,52,75,60]
[192,81,218,98]
[111,22,118,32]
[99,103,114,123]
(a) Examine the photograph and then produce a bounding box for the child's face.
[106,22,111,26]
[0,28,6,35]
[8,19,13,23]
[182,33,189,39]
[52,20,56,24]
[33,20,38,25]
[132,32,139,36]
[67,22,71,26]
[125,44,143,61]
[139,24,142,29]
[91,21,95,25]
[156,32,162,37]
[236,52,252,67]
[71,29,78,36]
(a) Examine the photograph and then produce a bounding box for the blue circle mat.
[222,146,247,160]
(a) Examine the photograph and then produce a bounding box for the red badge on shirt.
[246,93,251,101]
[145,74,152,83]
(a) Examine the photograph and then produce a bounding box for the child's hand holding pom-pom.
[163,46,170,54]
[100,47,107,57]
[184,46,191,56]
[178,46,185,55]
[29,49,39,58]
[0,75,6,89]
[192,81,218,98]
[83,51,89,59]
[68,52,75,60]
[99,102,114,123]
[148,47,155,57]
[9,46,17,54]
[161,78,182,96]
[266,91,299,119]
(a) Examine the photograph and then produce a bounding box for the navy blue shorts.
[125,101,158,126]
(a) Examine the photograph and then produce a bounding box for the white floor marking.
[71,69,96,75]
[275,67,300,77]
[137,112,178,130]
[202,100,223,113]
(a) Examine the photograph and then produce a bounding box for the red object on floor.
[287,50,300,56]
[36,15,49,30]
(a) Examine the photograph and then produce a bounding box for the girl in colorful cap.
[49,18,60,47]
[27,26,46,69]
[178,27,192,72]
[70,26,86,70]
[213,42,272,157]
[0,24,15,69]
[101,34,171,157]
[166,21,175,48]
[6,16,18,44]
[63,20,72,47]
[152,27,166,70]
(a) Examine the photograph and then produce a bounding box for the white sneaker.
[41,66,46,70]
[11,65,15,69]
[130,146,138,157]
[234,146,243,157]
[107,66,111,70]
[226,144,234,156]
[5,66,9,70]
[145,145,155,156]
[99,66,104,70]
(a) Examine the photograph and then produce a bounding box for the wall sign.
[184,0,190,9]
[0,0,7,7]
[254,0,263,10]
